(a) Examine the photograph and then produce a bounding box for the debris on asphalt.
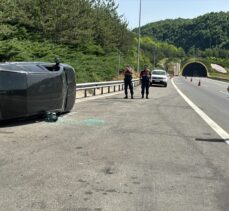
[45,112,58,122]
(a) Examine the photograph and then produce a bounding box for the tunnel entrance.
[182,62,208,77]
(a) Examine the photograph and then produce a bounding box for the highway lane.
[0,80,229,210]
[173,77,229,133]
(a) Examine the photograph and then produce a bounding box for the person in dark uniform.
[124,65,134,99]
[140,65,151,99]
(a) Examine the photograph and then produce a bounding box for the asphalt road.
[173,77,229,133]
[0,79,229,211]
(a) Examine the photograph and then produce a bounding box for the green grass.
[0,39,138,83]
[208,71,229,81]
[1,39,228,82]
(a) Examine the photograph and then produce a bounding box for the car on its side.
[151,69,168,87]
[0,61,76,121]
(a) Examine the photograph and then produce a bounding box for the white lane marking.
[219,91,229,96]
[172,79,229,144]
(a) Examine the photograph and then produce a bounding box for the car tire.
[164,83,167,87]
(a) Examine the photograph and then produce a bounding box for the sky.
[115,0,229,29]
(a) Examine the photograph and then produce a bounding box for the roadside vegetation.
[137,12,229,79]
[0,1,228,82]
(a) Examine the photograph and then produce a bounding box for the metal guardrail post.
[76,79,139,99]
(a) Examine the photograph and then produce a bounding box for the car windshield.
[152,71,166,75]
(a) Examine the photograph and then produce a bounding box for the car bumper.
[151,80,167,84]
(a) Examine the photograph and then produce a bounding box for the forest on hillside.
[0,0,135,82]
[0,0,186,81]
[0,0,132,52]
[135,12,229,60]
[1,1,228,82]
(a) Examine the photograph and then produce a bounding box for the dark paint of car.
[0,62,76,121]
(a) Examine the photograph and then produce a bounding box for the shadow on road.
[107,97,143,100]
[150,85,167,88]
[195,138,227,143]
[0,112,71,128]
[0,116,45,128]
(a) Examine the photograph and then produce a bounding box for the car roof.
[0,62,70,73]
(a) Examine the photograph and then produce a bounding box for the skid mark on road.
[172,79,229,144]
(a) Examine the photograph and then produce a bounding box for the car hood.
[151,74,167,78]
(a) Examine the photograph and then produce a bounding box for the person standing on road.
[124,65,134,99]
[140,65,151,99]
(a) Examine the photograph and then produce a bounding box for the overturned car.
[0,62,76,121]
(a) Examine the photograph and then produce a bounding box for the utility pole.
[118,51,121,79]
[137,0,142,72]
[153,46,156,69]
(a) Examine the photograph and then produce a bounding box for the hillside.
[0,0,139,82]
[0,0,184,82]
[1,1,228,82]
[135,12,229,52]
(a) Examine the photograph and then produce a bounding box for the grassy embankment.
[0,39,145,83]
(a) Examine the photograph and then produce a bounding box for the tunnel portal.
[182,62,208,77]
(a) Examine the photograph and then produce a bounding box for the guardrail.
[76,79,140,98]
